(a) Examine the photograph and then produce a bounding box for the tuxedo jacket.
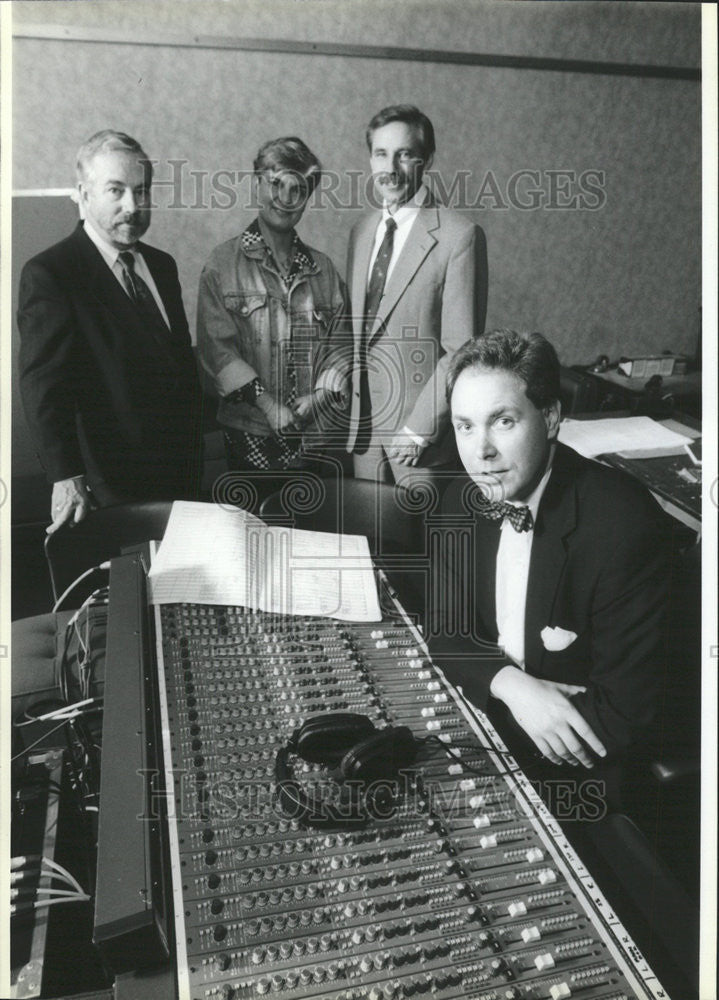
[346,200,488,457]
[18,223,203,500]
[426,444,673,758]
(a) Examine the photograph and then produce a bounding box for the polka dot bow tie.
[476,499,534,533]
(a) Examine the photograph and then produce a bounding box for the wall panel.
[10,1,702,500]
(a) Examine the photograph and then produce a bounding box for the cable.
[11,896,91,914]
[11,870,75,890]
[14,697,102,727]
[20,698,67,722]
[66,585,108,633]
[12,886,87,899]
[10,719,72,763]
[39,857,85,895]
[51,562,110,613]
[11,856,86,896]
[65,588,108,700]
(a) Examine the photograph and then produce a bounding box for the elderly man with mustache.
[18,129,203,533]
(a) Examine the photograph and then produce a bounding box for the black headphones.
[275,713,419,828]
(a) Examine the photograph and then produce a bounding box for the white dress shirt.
[83,218,170,328]
[495,455,555,668]
[366,183,430,285]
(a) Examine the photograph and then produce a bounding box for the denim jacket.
[197,222,350,436]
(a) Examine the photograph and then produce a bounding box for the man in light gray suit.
[347,105,488,487]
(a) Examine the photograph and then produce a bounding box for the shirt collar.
[241,218,318,278]
[83,216,137,267]
[505,443,556,524]
[381,182,429,225]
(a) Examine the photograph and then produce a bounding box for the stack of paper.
[147,501,381,621]
[558,416,692,459]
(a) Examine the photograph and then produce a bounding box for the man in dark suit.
[18,130,202,534]
[427,330,671,798]
[346,105,488,488]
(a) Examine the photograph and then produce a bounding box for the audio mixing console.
[153,578,671,1000]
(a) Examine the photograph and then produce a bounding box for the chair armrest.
[650,757,700,783]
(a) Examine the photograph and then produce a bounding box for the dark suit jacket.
[18,223,203,501]
[346,198,488,458]
[426,444,673,759]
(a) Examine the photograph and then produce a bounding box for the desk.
[567,411,701,534]
[587,368,701,419]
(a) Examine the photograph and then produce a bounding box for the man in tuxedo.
[346,105,488,487]
[427,330,671,797]
[18,130,202,534]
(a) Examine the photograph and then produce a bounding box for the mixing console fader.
[153,582,671,1000]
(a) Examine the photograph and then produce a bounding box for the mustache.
[376,172,408,186]
[114,213,145,226]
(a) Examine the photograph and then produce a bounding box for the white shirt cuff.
[402,425,428,448]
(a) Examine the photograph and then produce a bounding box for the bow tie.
[476,498,534,533]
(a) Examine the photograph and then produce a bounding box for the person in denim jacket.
[197,137,351,507]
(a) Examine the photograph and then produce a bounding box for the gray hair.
[76,130,151,184]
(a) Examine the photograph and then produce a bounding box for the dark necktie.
[476,498,534,533]
[118,251,169,332]
[363,217,397,334]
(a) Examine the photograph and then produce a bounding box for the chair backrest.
[45,501,173,606]
[659,537,702,740]
[259,479,426,556]
[260,478,432,619]
[637,537,702,782]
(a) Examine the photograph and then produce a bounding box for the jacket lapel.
[367,206,439,346]
[474,515,501,639]
[71,225,147,333]
[524,448,578,671]
[71,226,177,357]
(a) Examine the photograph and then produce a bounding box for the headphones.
[275,713,419,828]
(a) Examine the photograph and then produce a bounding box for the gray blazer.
[346,200,488,456]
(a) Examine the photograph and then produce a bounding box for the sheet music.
[147,501,381,621]
[558,415,692,458]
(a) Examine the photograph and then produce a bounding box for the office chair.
[579,812,699,1000]
[44,501,173,608]
[259,478,427,556]
[260,478,429,618]
[620,536,701,902]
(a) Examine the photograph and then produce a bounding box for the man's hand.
[292,394,315,426]
[386,432,426,467]
[293,388,342,428]
[256,394,299,435]
[48,477,92,535]
[292,389,327,427]
[490,666,607,768]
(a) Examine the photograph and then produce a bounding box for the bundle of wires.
[12,586,108,819]
[10,855,91,914]
[60,586,109,704]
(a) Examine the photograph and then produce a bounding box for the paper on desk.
[558,416,692,459]
[147,501,381,621]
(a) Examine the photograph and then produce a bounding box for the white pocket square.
[541,626,578,652]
